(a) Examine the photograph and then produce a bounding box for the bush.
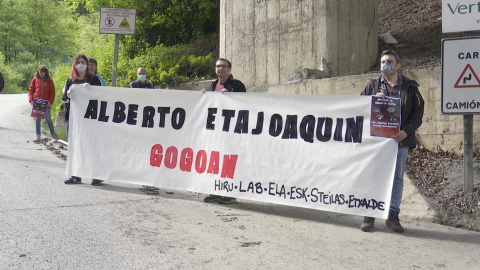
[118,44,215,88]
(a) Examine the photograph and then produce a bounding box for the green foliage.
[0,54,24,94]
[0,0,219,97]
[74,13,116,85]
[64,0,219,57]
[117,45,215,87]
[0,0,77,94]
[0,0,77,63]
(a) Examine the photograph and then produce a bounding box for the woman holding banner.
[28,65,57,143]
[62,54,102,185]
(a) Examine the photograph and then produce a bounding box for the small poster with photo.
[31,98,49,119]
[370,96,401,138]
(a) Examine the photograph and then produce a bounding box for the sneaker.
[386,211,404,233]
[64,176,82,184]
[218,196,237,204]
[52,134,58,142]
[91,179,104,186]
[360,216,375,232]
[204,194,221,203]
[33,134,41,143]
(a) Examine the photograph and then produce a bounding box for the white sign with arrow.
[442,37,480,114]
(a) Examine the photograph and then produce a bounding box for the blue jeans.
[35,107,55,136]
[389,146,409,214]
[65,119,69,140]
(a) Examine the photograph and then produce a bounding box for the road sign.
[442,37,480,114]
[454,64,480,88]
[99,7,136,35]
[442,0,480,33]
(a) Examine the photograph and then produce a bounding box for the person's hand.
[395,130,407,143]
[220,88,228,93]
[47,102,52,107]
[30,101,34,106]
[66,85,74,98]
[376,92,386,99]
[201,88,206,93]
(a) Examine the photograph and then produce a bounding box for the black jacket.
[361,74,424,148]
[0,71,4,92]
[62,74,102,121]
[128,80,154,89]
[206,77,246,92]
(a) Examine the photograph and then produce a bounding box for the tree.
[0,0,29,63]
[23,0,78,61]
[0,0,77,90]
[64,0,219,57]
[0,0,76,63]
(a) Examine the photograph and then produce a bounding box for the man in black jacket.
[128,67,154,89]
[360,50,424,233]
[203,58,246,204]
[203,58,246,93]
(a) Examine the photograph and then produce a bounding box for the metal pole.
[112,34,119,87]
[464,115,474,194]
[462,31,474,194]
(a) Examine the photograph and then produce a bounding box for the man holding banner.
[202,58,246,204]
[360,50,424,233]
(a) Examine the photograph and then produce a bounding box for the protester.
[0,70,4,92]
[360,50,424,233]
[202,58,246,204]
[88,57,107,86]
[128,67,154,88]
[62,54,103,186]
[28,65,57,142]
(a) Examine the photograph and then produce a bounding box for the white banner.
[67,86,398,219]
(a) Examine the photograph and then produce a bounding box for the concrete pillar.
[220,0,378,88]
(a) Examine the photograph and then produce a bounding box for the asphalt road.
[1,93,480,269]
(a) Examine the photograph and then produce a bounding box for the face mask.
[75,64,87,73]
[138,75,146,81]
[380,61,393,75]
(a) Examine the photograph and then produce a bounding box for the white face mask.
[138,74,146,82]
[75,64,87,73]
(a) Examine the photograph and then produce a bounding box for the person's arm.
[28,78,36,104]
[0,72,4,92]
[62,79,72,102]
[402,86,424,137]
[97,75,107,86]
[360,79,375,96]
[48,79,55,105]
[229,79,246,92]
[89,75,102,86]
[235,81,246,92]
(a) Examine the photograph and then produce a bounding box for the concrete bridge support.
[220,0,378,88]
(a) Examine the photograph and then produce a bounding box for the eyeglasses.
[215,64,229,68]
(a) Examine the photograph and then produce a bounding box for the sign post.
[99,7,136,87]
[442,0,480,194]
[441,36,480,194]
